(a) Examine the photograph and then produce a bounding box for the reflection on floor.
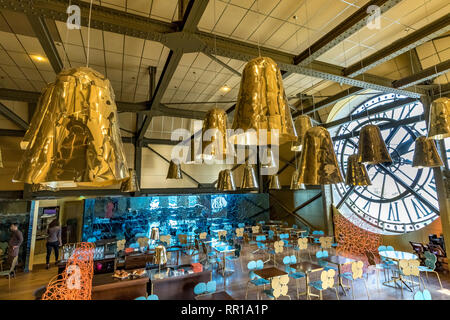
[1,242,449,300]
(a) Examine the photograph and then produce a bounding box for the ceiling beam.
[0,101,29,130]
[392,60,450,89]
[0,129,26,136]
[293,0,402,66]
[343,13,450,77]
[137,0,209,141]
[26,15,63,73]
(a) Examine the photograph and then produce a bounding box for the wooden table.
[253,267,287,280]
[195,291,234,300]
[290,261,323,299]
[323,255,355,295]
[91,273,149,300]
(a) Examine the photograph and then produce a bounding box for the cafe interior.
[0,0,449,302]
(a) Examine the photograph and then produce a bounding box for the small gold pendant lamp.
[291,115,313,152]
[345,154,372,186]
[357,124,392,164]
[412,136,443,168]
[428,97,450,140]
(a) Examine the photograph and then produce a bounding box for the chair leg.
[376,269,380,290]
[363,278,370,300]
[433,271,443,290]
[334,287,340,300]
[319,290,322,300]
[350,279,355,300]
[245,282,249,300]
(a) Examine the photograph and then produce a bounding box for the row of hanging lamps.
[291,115,313,152]
[202,108,230,160]
[357,124,392,164]
[345,154,372,186]
[241,163,259,189]
[166,160,183,179]
[412,136,443,168]
[428,97,450,140]
[230,57,297,146]
[296,127,343,185]
[216,169,236,191]
[13,67,130,189]
[269,174,281,190]
[120,168,140,192]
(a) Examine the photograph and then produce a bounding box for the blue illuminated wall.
[82,193,269,243]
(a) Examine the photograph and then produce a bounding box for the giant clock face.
[333,94,442,235]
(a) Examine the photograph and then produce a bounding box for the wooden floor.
[1,243,450,300]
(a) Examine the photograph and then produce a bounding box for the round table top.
[379,250,418,261]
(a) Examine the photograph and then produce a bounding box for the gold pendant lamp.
[217,169,236,191]
[297,127,344,185]
[290,170,305,190]
[260,147,277,168]
[357,124,392,164]
[345,154,372,186]
[269,174,282,190]
[291,115,313,152]
[202,108,229,161]
[230,57,297,145]
[120,168,140,192]
[428,97,450,140]
[412,136,443,168]
[241,164,259,189]
[166,160,183,179]
[13,67,129,188]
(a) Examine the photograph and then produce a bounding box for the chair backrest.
[414,289,432,300]
[268,230,275,239]
[238,223,245,228]
[247,260,264,279]
[271,275,289,298]
[274,240,284,254]
[137,237,149,248]
[218,230,227,240]
[410,241,425,255]
[280,233,289,240]
[256,235,266,242]
[160,235,171,246]
[378,245,387,251]
[252,226,260,233]
[297,238,308,250]
[194,281,216,295]
[116,239,126,251]
[424,251,437,271]
[316,250,329,259]
[147,294,159,300]
[320,269,336,290]
[319,236,332,249]
[386,246,394,251]
[235,228,244,238]
[258,220,265,225]
[351,261,364,280]
[399,259,420,276]
[199,232,207,240]
[282,255,297,265]
[312,230,324,235]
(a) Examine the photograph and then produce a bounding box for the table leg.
[337,264,351,296]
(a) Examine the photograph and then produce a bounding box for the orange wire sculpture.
[333,206,382,271]
[42,242,95,300]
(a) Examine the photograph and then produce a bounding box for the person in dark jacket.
[7,223,23,275]
[46,219,62,269]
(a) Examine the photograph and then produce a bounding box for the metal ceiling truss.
[392,60,450,89]
[0,101,29,130]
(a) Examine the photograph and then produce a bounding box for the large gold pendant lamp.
[241,163,259,189]
[217,169,236,191]
[291,115,313,152]
[230,57,297,145]
[428,97,450,140]
[357,124,392,164]
[13,67,129,188]
[120,168,140,192]
[166,160,183,179]
[202,108,230,161]
[345,154,372,186]
[297,127,343,185]
[269,174,281,190]
[412,136,443,168]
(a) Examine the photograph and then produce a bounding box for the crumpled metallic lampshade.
[269,174,281,190]
[202,108,229,160]
[241,164,259,189]
[428,97,450,140]
[357,124,392,164]
[412,136,443,168]
[217,169,236,191]
[153,245,167,265]
[166,160,183,179]
[231,57,297,145]
[291,115,313,152]
[290,170,305,190]
[13,67,129,188]
[120,168,140,192]
[31,183,60,192]
[345,154,372,186]
[297,127,344,185]
[150,227,160,241]
[260,147,277,168]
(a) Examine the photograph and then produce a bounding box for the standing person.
[46,219,62,269]
[7,223,23,276]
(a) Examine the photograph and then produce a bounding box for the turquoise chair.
[312,231,324,246]
[238,223,245,228]
[378,245,396,267]
[194,281,217,296]
[268,230,275,240]
[135,294,159,300]
[245,260,269,300]
[280,233,292,248]
[418,251,443,289]
[414,289,432,300]
[316,250,337,271]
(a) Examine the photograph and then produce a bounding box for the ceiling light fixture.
[220,85,231,93]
